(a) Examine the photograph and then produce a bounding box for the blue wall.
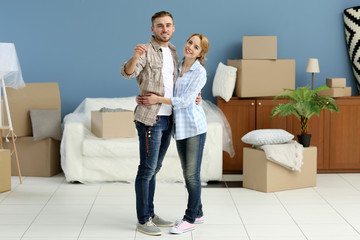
[1,0,359,117]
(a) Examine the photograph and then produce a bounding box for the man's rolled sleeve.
[120,54,147,79]
[120,63,136,79]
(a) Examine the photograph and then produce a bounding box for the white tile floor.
[1,173,360,239]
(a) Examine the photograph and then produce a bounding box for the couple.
[120,11,210,236]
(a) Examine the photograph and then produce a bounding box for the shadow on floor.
[203,181,242,188]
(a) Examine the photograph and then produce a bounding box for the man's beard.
[154,32,172,43]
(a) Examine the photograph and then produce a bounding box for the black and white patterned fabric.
[344,6,360,91]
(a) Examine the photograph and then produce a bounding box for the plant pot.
[297,134,311,147]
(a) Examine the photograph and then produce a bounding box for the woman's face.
[183,36,202,60]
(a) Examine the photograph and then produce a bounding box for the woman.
[141,33,210,234]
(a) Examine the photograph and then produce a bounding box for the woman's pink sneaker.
[195,216,204,224]
[170,220,195,234]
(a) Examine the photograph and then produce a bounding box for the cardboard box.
[326,78,346,88]
[228,59,295,98]
[243,36,277,59]
[243,146,317,192]
[318,87,352,97]
[4,137,61,177]
[4,82,61,137]
[91,110,136,138]
[0,149,11,193]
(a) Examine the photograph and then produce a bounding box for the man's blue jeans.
[176,132,206,224]
[134,116,173,224]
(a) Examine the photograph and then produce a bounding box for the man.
[120,11,178,236]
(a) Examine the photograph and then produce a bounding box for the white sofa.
[60,97,225,183]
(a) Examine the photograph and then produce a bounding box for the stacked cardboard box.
[228,36,295,98]
[3,83,62,177]
[318,78,351,97]
[242,36,277,60]
[0,149,11,193]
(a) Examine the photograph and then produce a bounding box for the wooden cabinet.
[217,97,293,173]
[218,96,360,173]
[217,99,254,173]
[325,98,360,172]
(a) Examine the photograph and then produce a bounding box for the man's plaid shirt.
[121,36,178,126]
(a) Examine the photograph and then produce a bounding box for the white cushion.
[212,62,237,102]
[241,129,294,145]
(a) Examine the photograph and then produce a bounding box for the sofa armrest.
[61,122,87,181]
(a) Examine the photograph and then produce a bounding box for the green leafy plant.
[270,86,339,135]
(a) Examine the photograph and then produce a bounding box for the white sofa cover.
[60,97,225,183]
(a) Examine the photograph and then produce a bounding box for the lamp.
[0,43,25,184]
[306,58,320,90]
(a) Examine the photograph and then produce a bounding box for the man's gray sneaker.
[137,219,162,236]
[152,215,174,227]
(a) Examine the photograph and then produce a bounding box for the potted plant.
[270,86,339,147]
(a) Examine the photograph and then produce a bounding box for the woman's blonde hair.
[187,33,209,66]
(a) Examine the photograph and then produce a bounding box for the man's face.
[151,16,175,43]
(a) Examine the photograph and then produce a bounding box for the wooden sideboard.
[217,96,360,173]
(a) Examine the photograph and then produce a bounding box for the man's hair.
[151,11,174,25]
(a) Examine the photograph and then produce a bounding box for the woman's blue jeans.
[134,116,173,224]
[176,132,206,224]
